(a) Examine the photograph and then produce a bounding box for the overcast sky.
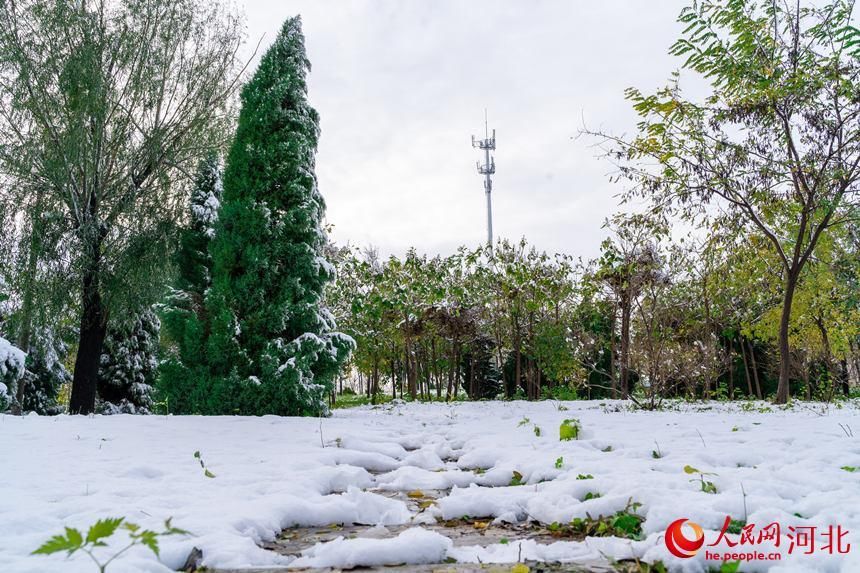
[243,1,688,260]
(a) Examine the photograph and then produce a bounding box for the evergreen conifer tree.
[19,328,70,414]
[97,310,160,414]
[158,156,223,413]
[206,16,353,415]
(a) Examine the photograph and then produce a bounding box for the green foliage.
[98,309,160,414]
[727,519,745,535]
[841,466,858,473]
[548,500,644,540]
[509,470,525,486]
[32,517,188,572]
[606,0,860,404]
[576,473,594,480]
[202,16,353,416]
[554,456,564,469]
[158,155,223,415]
[684,465,718,494]
[559,418,581,441]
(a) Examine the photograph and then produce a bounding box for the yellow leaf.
[473,521,489,530]
[418,500,436,509]
[511,564,530,573]
[407,490,425,499]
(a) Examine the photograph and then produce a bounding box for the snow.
[290,527,452,569]
[1,400,859,572]
[0,335,26,380]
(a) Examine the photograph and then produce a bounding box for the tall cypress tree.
[206,16,353,416]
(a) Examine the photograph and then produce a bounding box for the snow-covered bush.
[0,336,26,412]
[18,328,70,414]
[97,310,160,414]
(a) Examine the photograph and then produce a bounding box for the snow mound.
[289,527,452,569]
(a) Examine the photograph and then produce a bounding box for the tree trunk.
[391,353,397,399]
[740,337,753,397]
[747,340,762,399]
[13,196,44,410]
[69,259,107,414]
[815,316,837,400]
[774,272,799,404]
[620,291,632,399]
[727,340,734,399]
[609,305,617,399]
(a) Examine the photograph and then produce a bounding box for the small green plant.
[841,466,858,472]
[684,465,717,494]
[576,473,594,480]
[517,417,531,427]
[602,445,613,452]
[559,418,581,440]
[510,470,525,486]
[554,456,564,469]
[193,450,216,478]
[726,519,746,535]
[550,499,644,540]
[583,491,602,500]
[32,517,188,573]
[652,440,663,459]
[533,425,542,437]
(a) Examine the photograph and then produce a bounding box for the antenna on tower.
[471,110,496,249]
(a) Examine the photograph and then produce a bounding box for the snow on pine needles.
[1,400,859,572]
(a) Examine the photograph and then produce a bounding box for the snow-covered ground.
[2,399,859,572]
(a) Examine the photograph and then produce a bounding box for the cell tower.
[472,111,496,248]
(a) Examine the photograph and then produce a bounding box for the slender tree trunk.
[13,191,45,411]
[609,305,617,399]
[727,340,734,399]
[747,340,762,399]
[774,272,799,404]
[446,340,455,401]
[371,358,379,405]
[13,261,36,410]
[496,332,507,398]
[469,351,477,399]
[740,337,754,397]
[391,353,397,399]
[431,337,440,400]
[815,316,837,400]
[620,291,632,399]
[453,341,461,399]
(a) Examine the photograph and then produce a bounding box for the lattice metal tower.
[472,111,496,248]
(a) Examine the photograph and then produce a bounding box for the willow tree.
[595,0,860,403]
[0,0,243,413]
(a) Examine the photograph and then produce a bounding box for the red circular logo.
[665,518,705,558]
